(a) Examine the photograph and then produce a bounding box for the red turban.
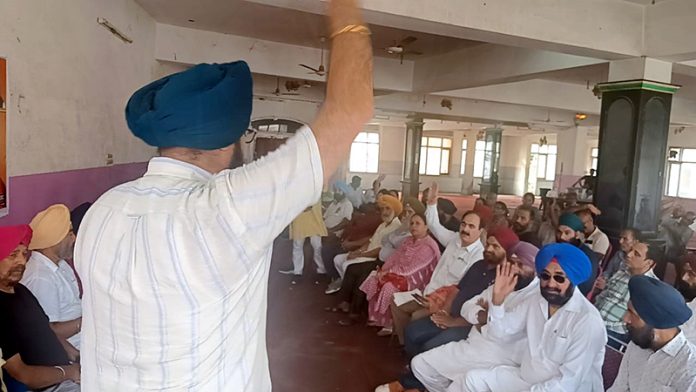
[0,225,33,261]
[488,226,520,252]
[473,205,493,228]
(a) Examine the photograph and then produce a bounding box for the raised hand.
[427,181,439,206]
[492,262,518,306]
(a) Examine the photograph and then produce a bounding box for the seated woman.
[326,198,423,325]
[360,213,441,336]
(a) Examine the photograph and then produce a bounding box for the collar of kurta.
[661,331,688,357]
[29,251,62,273]
[145,157,214,181]
[458,238,482,252]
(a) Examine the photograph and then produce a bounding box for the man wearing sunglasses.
[608,276,696,391]
[556,213,600,295]
[460,243,606,392]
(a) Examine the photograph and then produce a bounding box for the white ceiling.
[136,0,482,58]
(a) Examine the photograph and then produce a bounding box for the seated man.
[402,227,519,357]
[326,195,401,294]
[326,198,421,323]
[680,256,696,343]
[512,205,541,247]
[577,208,610,258]
[395,242,540,392]
[660,211,696,261]
[436,198,460,233]
[322,189,354,237]
[556,213,600,295]
[608,276,696,391]
[602,228,640,279]
[594,241,658,347]
[390,183,484,344]
[21,204,82,356]
[458,243,606,392]
[0,225,81,391]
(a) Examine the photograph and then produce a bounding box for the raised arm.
[425,182,458,245]
[311,0,374,183]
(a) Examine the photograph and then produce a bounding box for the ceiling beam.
[245,0,644,59]
[154,23,414,92]
[412,45,606,92]
[645,0,696,61]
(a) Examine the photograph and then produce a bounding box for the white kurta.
[681,300,696,344]
[424,204,483,295]
[20,251,82,349]
[74,127,323,391]
[412,279,540,392]
[462,287,607,392]
[607,332,696,392]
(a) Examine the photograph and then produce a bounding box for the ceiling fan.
[383,36,423,64]
[272,77,300,96]
[299,37,326,76]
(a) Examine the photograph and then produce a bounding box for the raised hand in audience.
[427,182,439,206]
[492,262,518,306]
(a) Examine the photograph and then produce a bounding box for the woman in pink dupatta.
[360,212,440,335]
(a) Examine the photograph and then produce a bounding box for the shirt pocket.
[545,335,571,364]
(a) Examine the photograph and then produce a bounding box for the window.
[349,131,379,173]
[530,143,557,181]
[419,136,451,175]
[666,147,696,198]
[460,139,468,175]
[590,147,599,171]
[473,140,486,177]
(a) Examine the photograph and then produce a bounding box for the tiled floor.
[267,238,407,392]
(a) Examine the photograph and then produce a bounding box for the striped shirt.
[75,127,323,391]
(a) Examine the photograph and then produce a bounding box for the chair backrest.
[602,337,626,390]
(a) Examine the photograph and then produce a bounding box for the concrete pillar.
[594,58,679,239]
[401,119,424,198]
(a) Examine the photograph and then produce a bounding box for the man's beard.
[558,237,583,247]
[512,222,527,234]
[483,252,505,265]
[540,284,574,306]
[515,274,535,290]
[627,324,654,349]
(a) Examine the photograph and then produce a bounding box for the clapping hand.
[492,262,518,306]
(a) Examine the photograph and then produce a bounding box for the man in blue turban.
[459,243,607,391]
[555,212,601,295]
[73,0,375,391]
[607,276,696,391]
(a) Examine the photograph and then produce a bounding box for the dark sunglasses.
[540,272,567,284]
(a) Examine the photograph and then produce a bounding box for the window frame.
[530,143,558,181]
[666,146,696,198]
[419,136,452,176]
[348,131,380,173]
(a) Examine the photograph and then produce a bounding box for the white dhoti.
[412,328,524,392]
[291,236,324,274]
[333,253,376,278]
[451,365,531,392]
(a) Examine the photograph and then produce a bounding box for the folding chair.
[602,335,626,390]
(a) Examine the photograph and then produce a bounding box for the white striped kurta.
[74,128,323,391]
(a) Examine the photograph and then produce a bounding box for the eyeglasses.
[540,272,567,284]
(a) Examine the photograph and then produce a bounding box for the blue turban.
[334,181,352,195]
[125,61,252,150]
[628,275,692,329]
[535,243,591,285]
[558,213,584,232]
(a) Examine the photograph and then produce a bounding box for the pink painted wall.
[0,162,147,226]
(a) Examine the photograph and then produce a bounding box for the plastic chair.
[602,335,626,390]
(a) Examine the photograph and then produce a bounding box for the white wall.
[0,0,157,176]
